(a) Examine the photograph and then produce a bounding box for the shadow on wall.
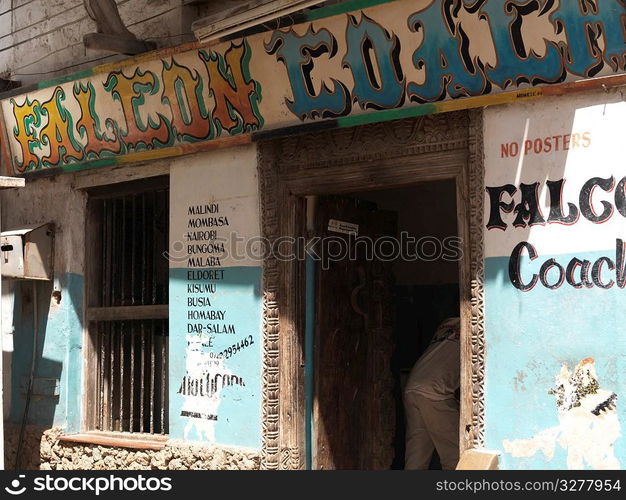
[4,423,48,470]
[5,279,62,470]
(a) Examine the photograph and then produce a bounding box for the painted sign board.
[484,89,626,469]
[1,0,626,175]
[169,144,263,448]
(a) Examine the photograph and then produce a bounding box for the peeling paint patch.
[179,335,235,443]
[503,358,621,470]
[503,427,560,461]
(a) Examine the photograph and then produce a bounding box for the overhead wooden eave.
[192,0,328,43]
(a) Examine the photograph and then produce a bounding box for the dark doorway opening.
[308,179,460,470]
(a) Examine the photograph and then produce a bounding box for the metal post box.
[0,223,54,280]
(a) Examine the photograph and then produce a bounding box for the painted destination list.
[169,145,262,448]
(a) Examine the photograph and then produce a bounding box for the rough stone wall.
[5,424,261,470]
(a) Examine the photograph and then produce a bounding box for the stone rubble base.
[4,424,261,470]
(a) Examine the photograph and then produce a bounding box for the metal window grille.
[87,185,169,434]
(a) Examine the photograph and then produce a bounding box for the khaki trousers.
[403,390,459,470]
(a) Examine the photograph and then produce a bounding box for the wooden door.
[313,195,396,470]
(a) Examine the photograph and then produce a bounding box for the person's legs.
[416,394,460,470]
[403,390,435,469]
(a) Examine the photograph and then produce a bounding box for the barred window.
[85,177,169,435]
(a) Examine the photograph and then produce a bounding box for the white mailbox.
[1,223,54,280]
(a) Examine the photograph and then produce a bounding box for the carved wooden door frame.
[257,110,485,469]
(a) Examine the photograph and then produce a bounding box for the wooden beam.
[59,432,167,450]
[83,33,156,55]
[75,161,170,190]
[87,305,169,322]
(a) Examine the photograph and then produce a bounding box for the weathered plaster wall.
[1,173,86,276]
[4,424,260,470]
[169,144,264,449]
[0,0,198,86]
[2,151,266,468]
[483,87,626,469]
[1,173,86,432]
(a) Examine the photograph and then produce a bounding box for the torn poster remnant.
[503,358,621,469]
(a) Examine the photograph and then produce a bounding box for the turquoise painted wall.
[485,251,626,469]
[169,266,263,448]
[9,273,83,432]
